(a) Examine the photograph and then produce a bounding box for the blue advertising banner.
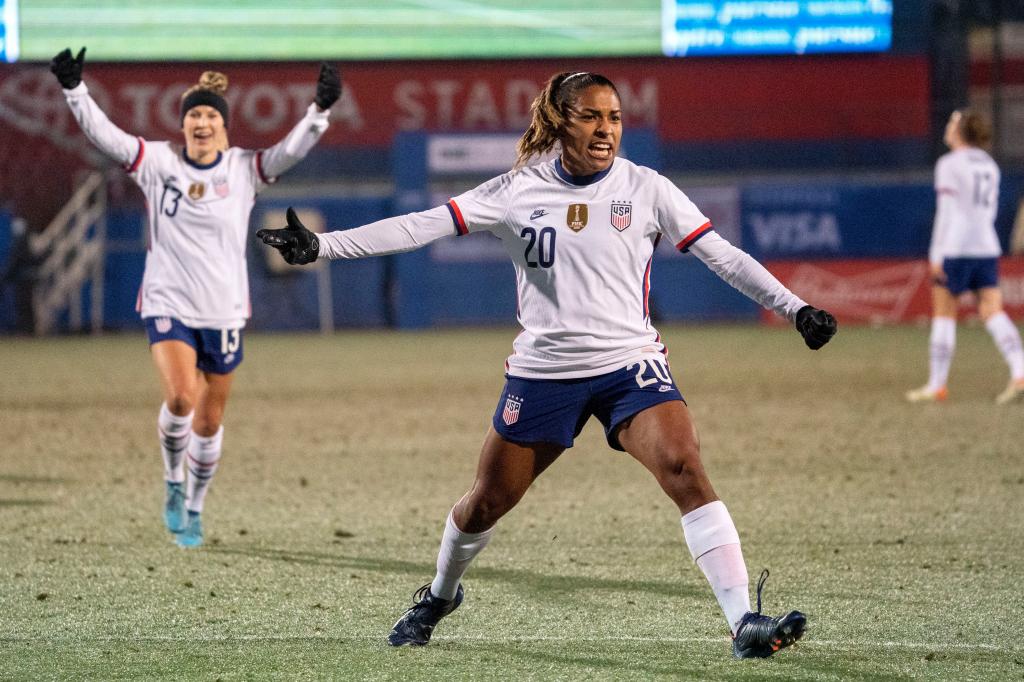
[741,182,933,260]
[741,176,1024,261]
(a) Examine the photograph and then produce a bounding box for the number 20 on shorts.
[627,359,672,388]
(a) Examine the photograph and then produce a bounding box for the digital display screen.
[7,0,893,63]
[11,0,660,61]
[1,0,19,63]
[662,0,893,56]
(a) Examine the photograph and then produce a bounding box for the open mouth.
[588,142,613,159]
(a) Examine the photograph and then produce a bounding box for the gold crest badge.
[188,182,205,200]
[566,204,588,232]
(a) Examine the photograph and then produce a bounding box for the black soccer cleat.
[732,570,807,659]
[387,583,464,647]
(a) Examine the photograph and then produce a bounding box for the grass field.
[18,1,661,61]
[2,324,1023,680]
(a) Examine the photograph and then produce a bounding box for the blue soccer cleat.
[174,510,203,548]
[732,570,806,659]
[163,481,186,533]
[387,583,464,646]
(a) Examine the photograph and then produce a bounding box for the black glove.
[256,208,320,265]
[50,47,86,89]
[314,62,342,110]
[795,305,837,350]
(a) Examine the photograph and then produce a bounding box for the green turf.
[2,324,1023,680]
[18,1,661,61]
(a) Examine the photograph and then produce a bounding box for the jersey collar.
[182,149,223,170]
[554,158,613,186]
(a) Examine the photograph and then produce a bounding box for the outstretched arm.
[689,231,836,349]
[53,47,141,168]
[257,63,340,181]
[257,205,458,264]
[689,231,806,320]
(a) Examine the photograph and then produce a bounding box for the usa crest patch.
[213,176,229,198]
[610,202,632,231]
[502,395,523,426]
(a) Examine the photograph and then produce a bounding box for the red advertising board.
[763,257,1024,324]
[0,55,928,153]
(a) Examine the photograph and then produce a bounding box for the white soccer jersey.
[930,147,1002,265]
[317,157,806,379]
[64,82,330,328]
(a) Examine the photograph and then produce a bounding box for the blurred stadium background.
[3,3,1024,680]
[1,0,1022,335]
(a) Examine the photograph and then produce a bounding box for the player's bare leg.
[617,401,805,658]
[979,287,1024,403]
[388,429,564,646]
[150,340,199,533]
[453,427,564,532]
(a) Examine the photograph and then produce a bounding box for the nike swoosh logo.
[530,209,549,220]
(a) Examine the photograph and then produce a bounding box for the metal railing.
[29,172,106,335]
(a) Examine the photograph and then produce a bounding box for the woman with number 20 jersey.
[259,71,839,659]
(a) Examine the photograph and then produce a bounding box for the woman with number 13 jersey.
[51,47,342,548]
[260,72,838,659]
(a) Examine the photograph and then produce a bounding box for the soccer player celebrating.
[259,71,837,658]
[51,47,343,547]
[906,109,1024,404]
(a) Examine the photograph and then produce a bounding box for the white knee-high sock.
[985,312,1024,381]
[158,403,192,484]
[431,509,494,601]
[682,501,750,634]
[928,317,957,390]
[185,427,223,514]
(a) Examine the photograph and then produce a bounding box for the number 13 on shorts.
[220,328,240,354]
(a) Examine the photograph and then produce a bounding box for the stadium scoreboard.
[662,0,893,55]
[0,0,18,63]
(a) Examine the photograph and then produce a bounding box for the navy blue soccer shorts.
[144,316,244,375]
[492,358,686,452]
[942,257,999,295]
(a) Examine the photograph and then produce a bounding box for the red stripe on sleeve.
[255,150,273,184]
[126,137,145,173]
[675,221,713,252]
[448,200,468,236]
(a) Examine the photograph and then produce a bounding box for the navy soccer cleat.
[387,583,464,647]
[732,570,807,659]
